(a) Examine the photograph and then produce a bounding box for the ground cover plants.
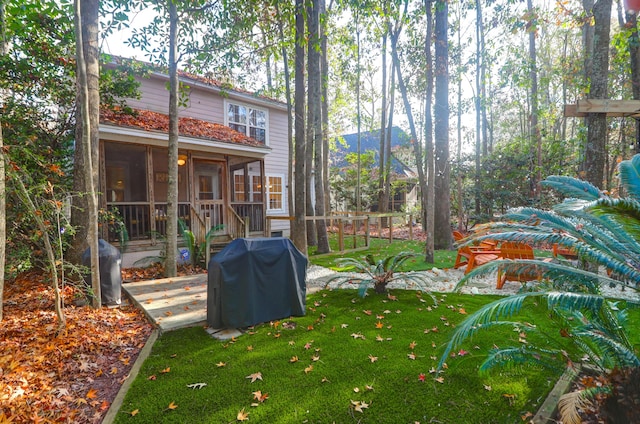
[115,289,572,423]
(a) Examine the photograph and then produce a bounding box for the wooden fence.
[266,212,416,255]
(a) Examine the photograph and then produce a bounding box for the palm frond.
[573,330,640,368]
[541,176,603,200]
[558,389,596,424]
[479,346,565,374]
[437,293,540,370]
[619,154,640,202]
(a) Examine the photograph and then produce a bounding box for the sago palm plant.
[324,252,435,299]
[441,155,640,423]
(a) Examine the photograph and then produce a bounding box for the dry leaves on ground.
[0,271,154,423]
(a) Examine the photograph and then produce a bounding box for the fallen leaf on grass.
[147,375,157,380]
[368,354,378,363]
[351,400,369,412]
[418,373,426,382]
[167,401,178,410]
[290,356,299,363]
[130,409,139,416]
[160,367,171,374]
[409,341,417,349]
[246,372,263,382]
[434,377,445,383]
[252,390,269,403]
[304,365,314,374]
[216,362,226,367]
[375,321,384,329]
[484,384,492,391]
[237,408,249,421]
[311,354,320,362]
[407,353,416,360]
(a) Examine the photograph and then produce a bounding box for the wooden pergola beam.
[564,99,640,117]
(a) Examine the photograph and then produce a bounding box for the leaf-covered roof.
[100,108,267,148]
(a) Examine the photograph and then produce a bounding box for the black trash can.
[207,237,307,329]
[82,239,122,306]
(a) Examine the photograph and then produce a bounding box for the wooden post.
[243,216,250,238]
[364,216,370,247]
[338,218,344,252]
[388,215,393,243]
[265,216,271,237]
[353,216,357,249]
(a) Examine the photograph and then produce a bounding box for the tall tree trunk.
[424,0,434,263]
[474,0,483,215]
[310,0,329,253]
[624,8,640,153]
[584,0,611,188]
[321,0,331,219]
[74,0,100,307]
[378,30,388,223]
[434,0,451,250]
[275,2,295,221]
[292,0,307,253]
[455,0,464,232]
[165,0,179,277]
[0,0,6,321]
[305,0,317,247]
[67,0,100,276]
[390,13,428,244]
[385,62,395,220]
[356,11,362,214]
[527,0,541,200]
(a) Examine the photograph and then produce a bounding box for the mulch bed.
[0,271,154,423]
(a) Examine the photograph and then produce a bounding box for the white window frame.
[265,174,285,213]
[224,100,269,145]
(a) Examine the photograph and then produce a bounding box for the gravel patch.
[306,265,640,301]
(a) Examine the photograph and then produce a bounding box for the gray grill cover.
[207,238,307,328]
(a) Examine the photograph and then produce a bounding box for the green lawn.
[308,237,458,271]
[115,289,572,423]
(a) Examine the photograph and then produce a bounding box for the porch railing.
[227,206,248,239]
[107,201,263,244]
[230,202,264,233]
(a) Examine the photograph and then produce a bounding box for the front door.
[194,161,226,234]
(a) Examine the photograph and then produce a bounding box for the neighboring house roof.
[333,127,416,177]
[100,108,267,148]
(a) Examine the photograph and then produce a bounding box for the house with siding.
[98,62,290,266]
[331,127,418,212]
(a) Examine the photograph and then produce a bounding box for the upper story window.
[226,101,268,144]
